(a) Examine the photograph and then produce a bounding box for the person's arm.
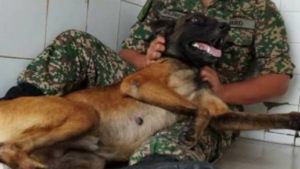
[120,49,146,69]
[119,1,167,69]
[202,1,295,105]
[222,74,290,105]
[201,66,290,105]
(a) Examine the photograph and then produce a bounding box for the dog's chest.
[168,68,199,100]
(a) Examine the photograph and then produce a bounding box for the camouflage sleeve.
[121,0,162,54]
[254,0,295,76]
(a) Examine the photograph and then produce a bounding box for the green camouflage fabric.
[122,0,295,165]
[18,30,136,95]
[129,119,233,165]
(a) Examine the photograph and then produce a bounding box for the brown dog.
[0,13,300,169]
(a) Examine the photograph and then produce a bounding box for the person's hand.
[146,36,166,65]
[201,66,226,99]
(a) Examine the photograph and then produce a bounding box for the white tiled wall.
[0,57,32,96]
[87,0,121,50]
[46,0,88,46]
[0,0,144,95]
[0,0,300,146]
[0,0,47,58]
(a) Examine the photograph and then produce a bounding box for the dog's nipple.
[135,116,144,126]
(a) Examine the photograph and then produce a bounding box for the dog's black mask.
[150,13,230,68]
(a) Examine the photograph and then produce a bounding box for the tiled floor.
[1,138,300,169]
[0,164,8,169]
[214,138,300,169]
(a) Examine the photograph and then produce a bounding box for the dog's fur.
[1,13,300,169]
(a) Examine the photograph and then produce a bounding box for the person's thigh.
[129,120,234,165]
[18,30,136,96]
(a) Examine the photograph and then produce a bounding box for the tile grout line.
[0,55,33,60]
[116,1,123,51]
[122,0,144,7]
[44,0,50,48]
[279,0,282,10]
[85,0,89,32]
[280,10,300,13]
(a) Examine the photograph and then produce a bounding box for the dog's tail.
[209,111,300,131]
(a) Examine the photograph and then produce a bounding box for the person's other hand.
[201,66,226,99]
[146,36,166,65]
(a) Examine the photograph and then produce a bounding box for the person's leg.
[2,30,136,99]
[125,120,234,169]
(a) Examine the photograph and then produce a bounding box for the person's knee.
[63,29,85,35]
[56,29,86,41]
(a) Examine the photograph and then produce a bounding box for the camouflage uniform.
[18,30,136,95]
[121,0,295,165]
[17,0,295,166]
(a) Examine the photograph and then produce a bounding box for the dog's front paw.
[178,121,198,149]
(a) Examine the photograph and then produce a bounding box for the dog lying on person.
[0,13,300,169]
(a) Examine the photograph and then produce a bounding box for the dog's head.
[151,13,230,68]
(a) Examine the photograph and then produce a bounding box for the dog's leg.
[197,89,230,116]
[209,111,300,131]
[196,89,300,131]
[0,101,99,169]
[120,75,210,148]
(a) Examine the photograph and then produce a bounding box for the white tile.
[268,105,298,135]
[281,0,300,12]
[0,57,32,97]
[281,12,300,43]
[264,132,295,145]
[123,0,147,7]
[87,0,121,51]
[295,138,300,147]
[215,138,282,167]
[272,0,281,10]
[267,75,300,105]
[254,144,300,169]
[240,103,267,141]
[216,139,300,169]
[289,43,300,75]
[117,1,143,51]
[0,0,47,58]
[46,0,88,46]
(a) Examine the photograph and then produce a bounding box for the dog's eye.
[191,17,202,23]
[191,18,198,22]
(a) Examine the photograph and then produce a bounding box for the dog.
[1,13,300,169]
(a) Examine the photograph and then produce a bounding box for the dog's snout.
[218,22,230,31]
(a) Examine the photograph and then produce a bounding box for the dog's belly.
[95,104,181,161]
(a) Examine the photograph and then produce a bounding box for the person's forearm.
[220,74,290,105]
[119,49,146,69]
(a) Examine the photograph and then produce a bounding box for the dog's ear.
[150,20,175,35]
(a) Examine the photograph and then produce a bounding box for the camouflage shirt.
[121,0,295,110]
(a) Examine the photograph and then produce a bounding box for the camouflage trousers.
[18,30,234,165]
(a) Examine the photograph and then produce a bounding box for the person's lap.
[6,29,234,166]
[129,119,233,165]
